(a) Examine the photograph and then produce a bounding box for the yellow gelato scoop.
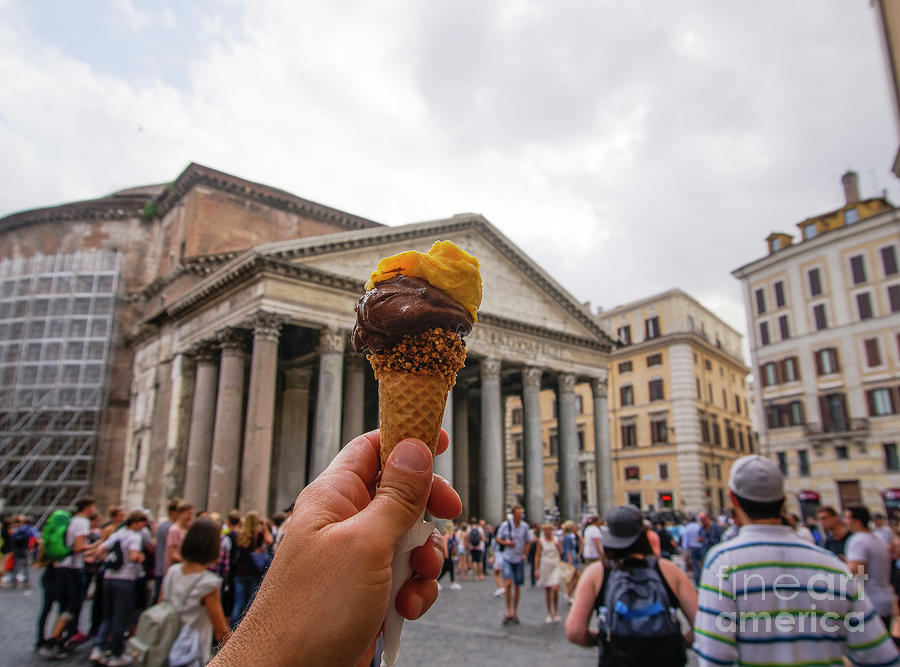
[364,240,482,321]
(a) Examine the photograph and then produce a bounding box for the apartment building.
[733,172,900,518]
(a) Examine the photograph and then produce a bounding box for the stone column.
[480,358,504,525]
[557,372,579,522]
[341,355,366,445]
[183,345,219,508]
[452,390,470,515]
[276,365,313,511]
[522,366,544,527]
[207,329,248,514]
[308,329,346,479]
[591,377,614,517]
[434,392,454,483]
[239,313,285,514]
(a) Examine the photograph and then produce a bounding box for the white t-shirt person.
[583,523,603,560]
[103,527,145,581]
[846,530,895,618]
[60,515,91,569]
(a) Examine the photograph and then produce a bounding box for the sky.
[1,0,897,351]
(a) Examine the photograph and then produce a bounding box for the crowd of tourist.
[4,447,900,665]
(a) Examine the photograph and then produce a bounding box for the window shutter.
[867,390,876,417]
[833,349,841,374]
[819,396,830,430]
[814,351,823,375]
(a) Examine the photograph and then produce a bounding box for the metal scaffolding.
[0,250,120,523]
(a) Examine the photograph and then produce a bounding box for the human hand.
[212,429,461,667]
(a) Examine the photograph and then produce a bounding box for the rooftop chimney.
[842,170,860,204]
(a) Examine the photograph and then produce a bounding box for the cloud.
[0,0,897,351]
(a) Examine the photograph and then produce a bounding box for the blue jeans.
[690,549,704,586]
[94,578,135,657]
[503,561,525,587]
[231,575,261,630]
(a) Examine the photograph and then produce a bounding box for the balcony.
[803,418,869,451]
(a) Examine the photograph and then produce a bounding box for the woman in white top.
[162,518,230,664]
[534,523,563,623]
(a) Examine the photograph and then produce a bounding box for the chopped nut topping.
[367,328,466,389]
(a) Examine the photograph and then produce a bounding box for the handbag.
[558,561,576,584]
[250,549,272,575]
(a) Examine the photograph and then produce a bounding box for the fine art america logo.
[710,567,870,634]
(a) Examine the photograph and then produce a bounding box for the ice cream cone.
[377,370,448,469]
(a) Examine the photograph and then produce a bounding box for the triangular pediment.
[255,215,615,348]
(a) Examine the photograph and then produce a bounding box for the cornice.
[479,313,612,352]
[0,194,150,234]
[153,162,383,232]
[610,331,749,372]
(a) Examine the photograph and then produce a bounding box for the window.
[813,304,828,330]
[766,401,805,428]
[648,379,664,401]
[699,414,710,443]
[820,394,849,433]
[647,353,662,367]
[746,427,755,453]
[755,288,766,314]
[722,389,728,408]
[885,443,900,472]
[621,423,637,448]
[867,388,896,416]
[712,418,721,445]
[759,321,770,346]
[850,255,867,284]
[618,361,632,373]
[650,417,668,444]
[549,433,558,456]
[845,208,859,224]
[624,466,640,481]
[658,463,669,481]
[645,317,660,340]
[735,395,742,413]
[774,281,786,307]
[815,348,840,375]
[836,445,849,460]
[696,378,702,399]
[762,362,779,387]
[725,422,735,449]
[704,462,710,480]
[857,292,873,320]
[798,450,810,476]
[515,473,523,486]
[713,463,722,480]
[808,268,822,296]
[620,385,634,407]
[889,285,900,313]
[618,325,632,345]
[577,429,586,451]
[738,429,745,451]
[864,338,882,368]
[705,359,712,371]
[180,241,187,260]
[777,452,788,476]
[778,315,790,340]
[575,395,583,415]
[882,246,899,276]
[782,357,800,382]
[627,492,642,508]
[511,407,522,425]
[514,438,522,459]
[802,224,817,240]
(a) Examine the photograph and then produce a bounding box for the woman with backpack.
[565,505,697,667]
[160,518,230,664]
[229,511,272,630]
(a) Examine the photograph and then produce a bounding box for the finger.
[410,530,443,580]
[426,474,462,519]
[356,439,433,549]
[396,577,439,620]
[434,428,449,456]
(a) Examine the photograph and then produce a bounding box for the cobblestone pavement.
[1,570,699,666]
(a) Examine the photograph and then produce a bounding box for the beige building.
[733,172,900,518]
[597,290,753,516]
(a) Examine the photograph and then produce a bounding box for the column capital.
[190,341,219,365]
[319,328,347,354]
[481,358,501,381]
[247,311,287,341]
[218,327,249,355]
[522,366,543,389]
[284,365,314,390]
[557,371,576,393]
[591,376,608,399]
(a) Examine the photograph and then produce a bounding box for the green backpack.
[41,510,73,562]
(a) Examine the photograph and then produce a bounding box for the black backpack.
[468,527,482,548]
[104,538,125,573]
[593,557,686,667]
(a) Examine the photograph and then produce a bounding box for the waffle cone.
[377,370,448,469]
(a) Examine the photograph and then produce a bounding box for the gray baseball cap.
[600,505,645,549]
[728,455,784,503]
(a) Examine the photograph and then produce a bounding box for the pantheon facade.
[0,163,614,526]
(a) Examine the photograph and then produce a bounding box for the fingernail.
[390,439,430,473]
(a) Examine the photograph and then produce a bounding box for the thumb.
[359,438,434,550]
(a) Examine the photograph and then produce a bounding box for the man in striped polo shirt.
[693,455,899,667]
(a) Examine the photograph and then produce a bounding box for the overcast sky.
[1,0,897,352]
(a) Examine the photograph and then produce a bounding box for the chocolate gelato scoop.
[352,275,473,354]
